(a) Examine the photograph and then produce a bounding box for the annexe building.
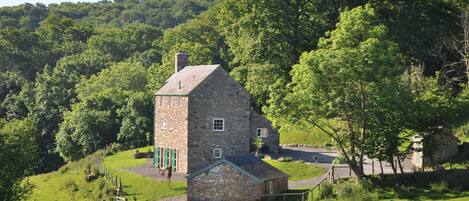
[153,53,280,174]
[187,155,289,201]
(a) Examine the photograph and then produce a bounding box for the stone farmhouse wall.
[249,111,280,153]
[154,95,189,173]
[187,68,251,172]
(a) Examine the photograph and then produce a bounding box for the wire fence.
[91,144,127,200]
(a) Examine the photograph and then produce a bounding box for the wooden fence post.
[372,160,375,175]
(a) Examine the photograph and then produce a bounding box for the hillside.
[28,146,186,201]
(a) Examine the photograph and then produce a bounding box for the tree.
[269,5,402,179]
[118,92,153,147]
[56,61,149,160]
[87,23,161,61]
[31,50,112,172]
[0,118,37,201]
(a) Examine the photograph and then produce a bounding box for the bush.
[319,182,334,199]
[336,182,379,201]
[333,155,346,164]
[430,181,448,193]
[59,166,70,174]
[277,157,293,162]
[395,185,416,199]
[324,141,333,148]
[64,179,78,192]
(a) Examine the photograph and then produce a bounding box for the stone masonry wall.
[249,111,280,153]
[188,163,261,201]
[187,68,251,173]
[154,95,189,173]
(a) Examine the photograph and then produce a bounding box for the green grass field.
[279,122,331,147]
[375,186,469,201]
[28,146,186,201]
[263,159,324,181]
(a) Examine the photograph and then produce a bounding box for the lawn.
[279,122,331,147]
[375,185,469,201]
[263,159,325,181]
[28,146,186,201]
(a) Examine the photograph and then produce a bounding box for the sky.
[0,0,101,7]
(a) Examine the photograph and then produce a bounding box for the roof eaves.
[186,159,262,183]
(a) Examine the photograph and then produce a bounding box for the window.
[178,96,182,107]
[159,96,163,106]
[213,118,224,131]
[168,96,171,107]
[257,128,268,138]
[160,118,167,129]
[213,148,222,158]
[267,180,274,194]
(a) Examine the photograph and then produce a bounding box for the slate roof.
[155,65,220,95]
[186,155,289,183]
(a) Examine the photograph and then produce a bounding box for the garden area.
[28,146,186,201]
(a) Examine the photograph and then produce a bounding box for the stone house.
[153,53,280,174]
[187,155,288,201]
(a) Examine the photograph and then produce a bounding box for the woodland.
[0,0,468,200]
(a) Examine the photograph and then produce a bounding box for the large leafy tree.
[268,5,402,179]
[56,61,149,160]
[0,118,37,201]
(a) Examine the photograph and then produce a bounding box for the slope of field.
[28,146,186,201]
[279,122,331,147]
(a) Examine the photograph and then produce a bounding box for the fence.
[91,145,126,200]
[260,166,338,201]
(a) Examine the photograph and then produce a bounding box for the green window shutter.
[163,148,167,168]
[171,149,177,171]
[154,145,159,167]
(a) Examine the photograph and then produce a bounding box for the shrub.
[359,179,373,191]
[430,181,448,193]
[59,166,70,174]
[395,185,416,199]
[333,155,346,164]
[319,182,334,199]
[64,179,78,192]
[336,182,378,201]
[92,166,100,177]
[324,142,333,148]
[336,183,354,199]
[277,157,293,162]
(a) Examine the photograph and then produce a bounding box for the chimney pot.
[175,52,188,73]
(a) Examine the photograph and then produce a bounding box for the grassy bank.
[263,159,324,181]
[279,122,331,147]
[28,146,186,201]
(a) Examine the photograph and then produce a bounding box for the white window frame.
[257,128,268,138]
[160,118,167,130]
[213,148,222,158]
[213,118,225,132]
[268,180,274,194]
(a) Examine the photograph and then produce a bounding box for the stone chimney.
[175,52,188,73]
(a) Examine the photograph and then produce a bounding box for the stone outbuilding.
[411,129,459,170]
[187,155,288,201]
